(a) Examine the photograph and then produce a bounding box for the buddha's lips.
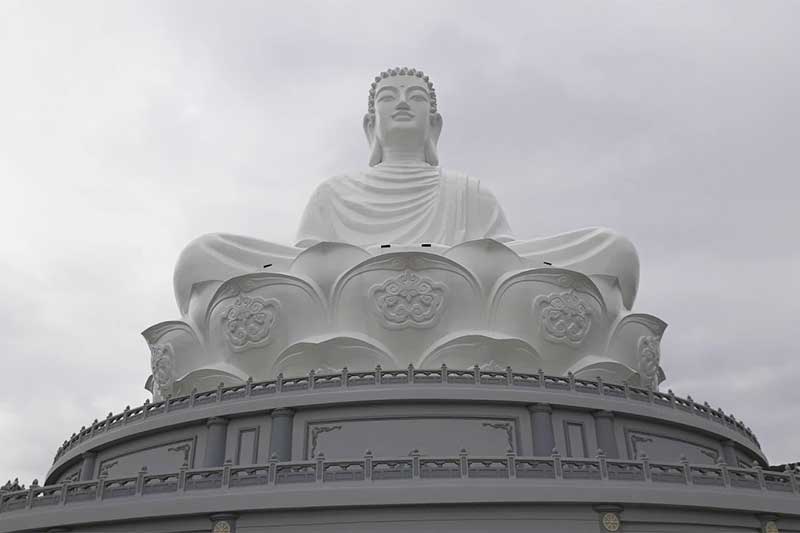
[392,111,414,119]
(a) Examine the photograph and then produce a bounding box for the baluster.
[375,365,382,385]
[537,368,545,388]
[641,453,651,482]
[245,376,253,397]
[122,406,130,424]
[473,364,480,385]
[668,389,676,408]
[552,449,562,480]
[717,457,730,487]
[189,388,197,407]
[135,466,148,495]
[164,394,172,413]
[506,449,516,479]
[316,453,325,482]
[623,380,630,399]
[276,373,284,393]
[597,376,605,397]
[364,450,373,481]
[568,372,575,391]
[408,364,415,384]
[680,455,692,485]
[785,466,798,493]
[411,449,421,478]
[143,399,150,418]
[441,364,447,384]
[178,462,188,492]
[60,481,69,505]
[459,449,468,478]
[96,472,107,501]
[506,366,513,386]
[308,369,316,390]
[753,464,766,490]
[216,382,224,402]
[268,453,278,484]
[341,367,349,388]
[222,459,232,488]
[597,449,608,480]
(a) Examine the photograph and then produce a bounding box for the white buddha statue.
[174,67,639,327]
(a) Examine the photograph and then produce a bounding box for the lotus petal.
[290,241,370,300]
[443,239,524,298]
[419,332,543,373]
[567,354,637,384]
[272,334,398,376]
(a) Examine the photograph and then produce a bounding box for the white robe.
[295,163,514,248]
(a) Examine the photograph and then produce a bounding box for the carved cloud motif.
[222,296,280,351]
[370,270,447,329]
[534,290,592,345]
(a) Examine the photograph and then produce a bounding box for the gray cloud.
[0,0,797,483]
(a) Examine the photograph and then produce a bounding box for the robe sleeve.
[295,183,337,247]
[472,179,515,242]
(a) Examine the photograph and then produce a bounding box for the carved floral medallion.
[534,290,592,345]
[150,343,175,397]
[222,296,280,351]
[638,335,661,389]
[370,270,446,329]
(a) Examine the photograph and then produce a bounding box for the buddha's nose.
[396,98,410,110]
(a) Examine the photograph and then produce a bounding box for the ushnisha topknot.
[367,67,437,115]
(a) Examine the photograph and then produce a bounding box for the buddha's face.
[373,75,434,143]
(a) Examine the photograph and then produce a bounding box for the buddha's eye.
[410,94,427,102]
[378,95,395,102]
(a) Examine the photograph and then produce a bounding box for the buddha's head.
[364,67,442,166]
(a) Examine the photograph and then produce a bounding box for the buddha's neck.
[380,144,426,165]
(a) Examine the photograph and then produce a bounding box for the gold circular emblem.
[765,521,779,533]
[602,512,621,532]
[212,521,231,533]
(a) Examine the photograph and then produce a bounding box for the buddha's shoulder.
[439,168,501,203]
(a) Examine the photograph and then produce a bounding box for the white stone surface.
[148,68,664,398]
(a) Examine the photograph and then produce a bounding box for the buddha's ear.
[364,113,382,166]
[430,112,443,144]
[363,113,375,144]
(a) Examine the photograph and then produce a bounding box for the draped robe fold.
[173,163,639,318]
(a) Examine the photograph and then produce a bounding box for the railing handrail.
[5,451,797,516]
[52,365,760,463]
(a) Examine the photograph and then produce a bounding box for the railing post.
[668,389,676,408]
[680,455,692,485]
[268,453,278,485]
[245,376,253,397]
[178,462,188,492]
[597,376,605,397]
[364,450,373,481]
[623,381,630,399]
[641,453,651,482]
[408,364,415,384]
[189,388,197,408]
[411,449,421,479]
[143,399,150,418]
[473,364,481,385]
[647,385,655,404]
[216,382,224,402]
[222,459,232,488]
[753,465,766,490]
[135,466,147,495]
[785,466,798,493]
[552,449,562,480]
[568,372,575,391]
[506,366,513,386]
[341,367,348,388]
[164,394,172,413]
[96,472,107,501]
[89,419,98,438]
[597,450,608,480]
[375,365,382,385]
[25,486,34,509]
[441,364,448,384]
[537,368,545,388]
[506,449,516,479]
[459,449,468,478]
[276,373,284,393]
[106,411,114,429]
[703,401,712,419]
[308,369,316,390]
[316,453,325,482]
[717,457,730,487]
[60,481,69,505]
[122,407,130,425]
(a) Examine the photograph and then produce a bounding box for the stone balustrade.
[4,450,797,515]
[53,366,760,463]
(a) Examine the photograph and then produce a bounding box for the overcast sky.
[1,1,798,484]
